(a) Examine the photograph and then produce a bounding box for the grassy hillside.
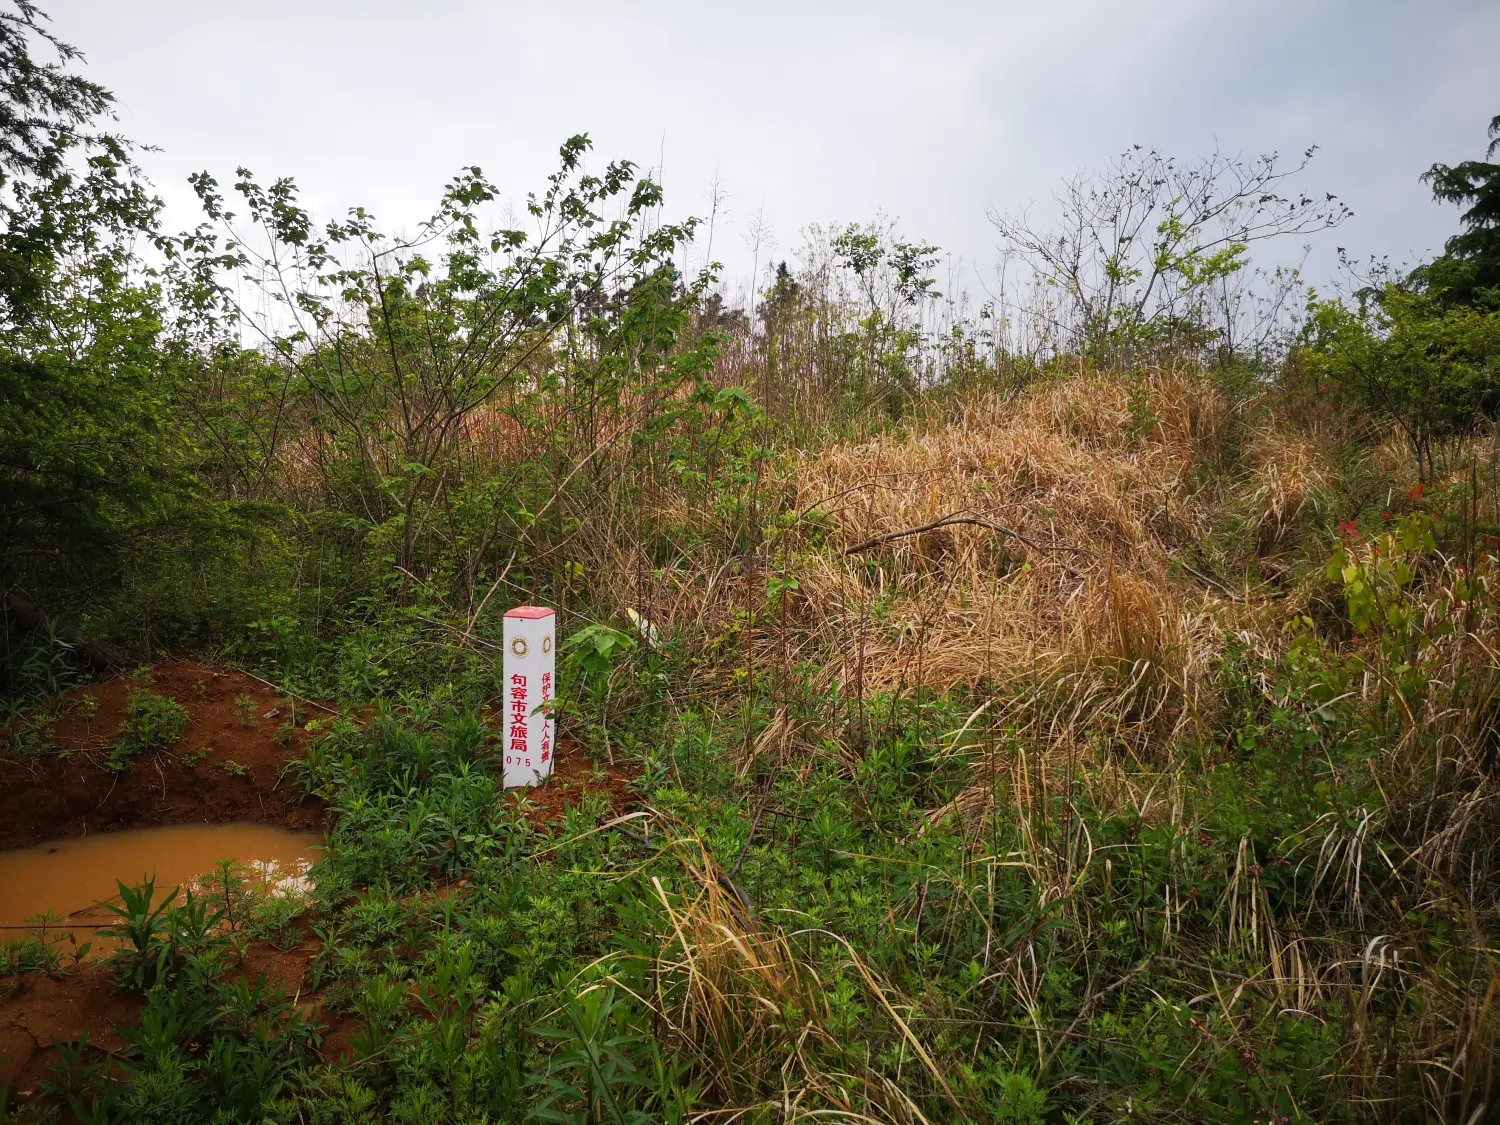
[2,7,1499,1118]
[10,356,1499,1123]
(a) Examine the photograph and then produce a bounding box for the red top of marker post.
[504,606,555,620]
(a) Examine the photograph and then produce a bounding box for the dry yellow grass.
[548,370,1344,759]
[1246,423,1332,551]
[758,372,1244,748]
[626,838,946,1122]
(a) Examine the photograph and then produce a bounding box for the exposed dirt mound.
[508,738,637,824]
[0,960,136,1099]
[0,664,327,852]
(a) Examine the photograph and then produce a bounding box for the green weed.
[181,744,211,768]
[233,693,258,728]
[108,691,189,772]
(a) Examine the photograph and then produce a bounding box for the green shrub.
[233,693,258,728]
[0,933,65,977]
[108,690,190,772]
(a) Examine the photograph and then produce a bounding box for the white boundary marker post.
[502,606,556,788]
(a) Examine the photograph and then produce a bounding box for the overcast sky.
[47,0,1500,301]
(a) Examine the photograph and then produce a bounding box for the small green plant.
[203,858,250,931]
[233,693,258,728]
[531,984,655,1122]
[108,691,190,772]
[0,912,72,977]
[181,744,211,768]
[248,891,306,951]
[0,703,54,757]
[101,877,177,990]
[560,623,638,739]
[164,891,226,956]
[75,691,101,725]
[219,758,249,777]
[39,1029,113,1121]
[561,624,636,684]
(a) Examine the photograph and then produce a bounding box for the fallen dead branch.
[841,511,1090,558]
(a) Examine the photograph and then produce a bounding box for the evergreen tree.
[1416,113,1500,305]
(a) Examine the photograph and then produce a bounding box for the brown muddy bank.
[0,663,327,851]
[0,662,639,1110]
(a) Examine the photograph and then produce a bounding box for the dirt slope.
[0,664,326,851]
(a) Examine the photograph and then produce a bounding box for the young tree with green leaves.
[164,135,715,601]
[1303,282,1500,481]
[989,146,1349,365]
[0,0,194,668]
[1301,117,1500,483]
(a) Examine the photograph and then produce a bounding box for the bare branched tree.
[989,146,1350,366]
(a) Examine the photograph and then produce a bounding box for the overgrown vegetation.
[107,689,189,772]
[2,3,1499,1122]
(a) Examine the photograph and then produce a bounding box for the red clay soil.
[0,936,354,1104]
[505,737,638,825]
[0,960,137,1102]
[0,663,327,852]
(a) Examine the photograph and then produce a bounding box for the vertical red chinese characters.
[501,606,557,788]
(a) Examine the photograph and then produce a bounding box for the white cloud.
[46,0,1500,296]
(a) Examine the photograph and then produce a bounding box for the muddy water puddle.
[0,824,322,952]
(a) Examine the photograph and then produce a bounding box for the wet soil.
[0,960,136,1100]
[0,663,327,852]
